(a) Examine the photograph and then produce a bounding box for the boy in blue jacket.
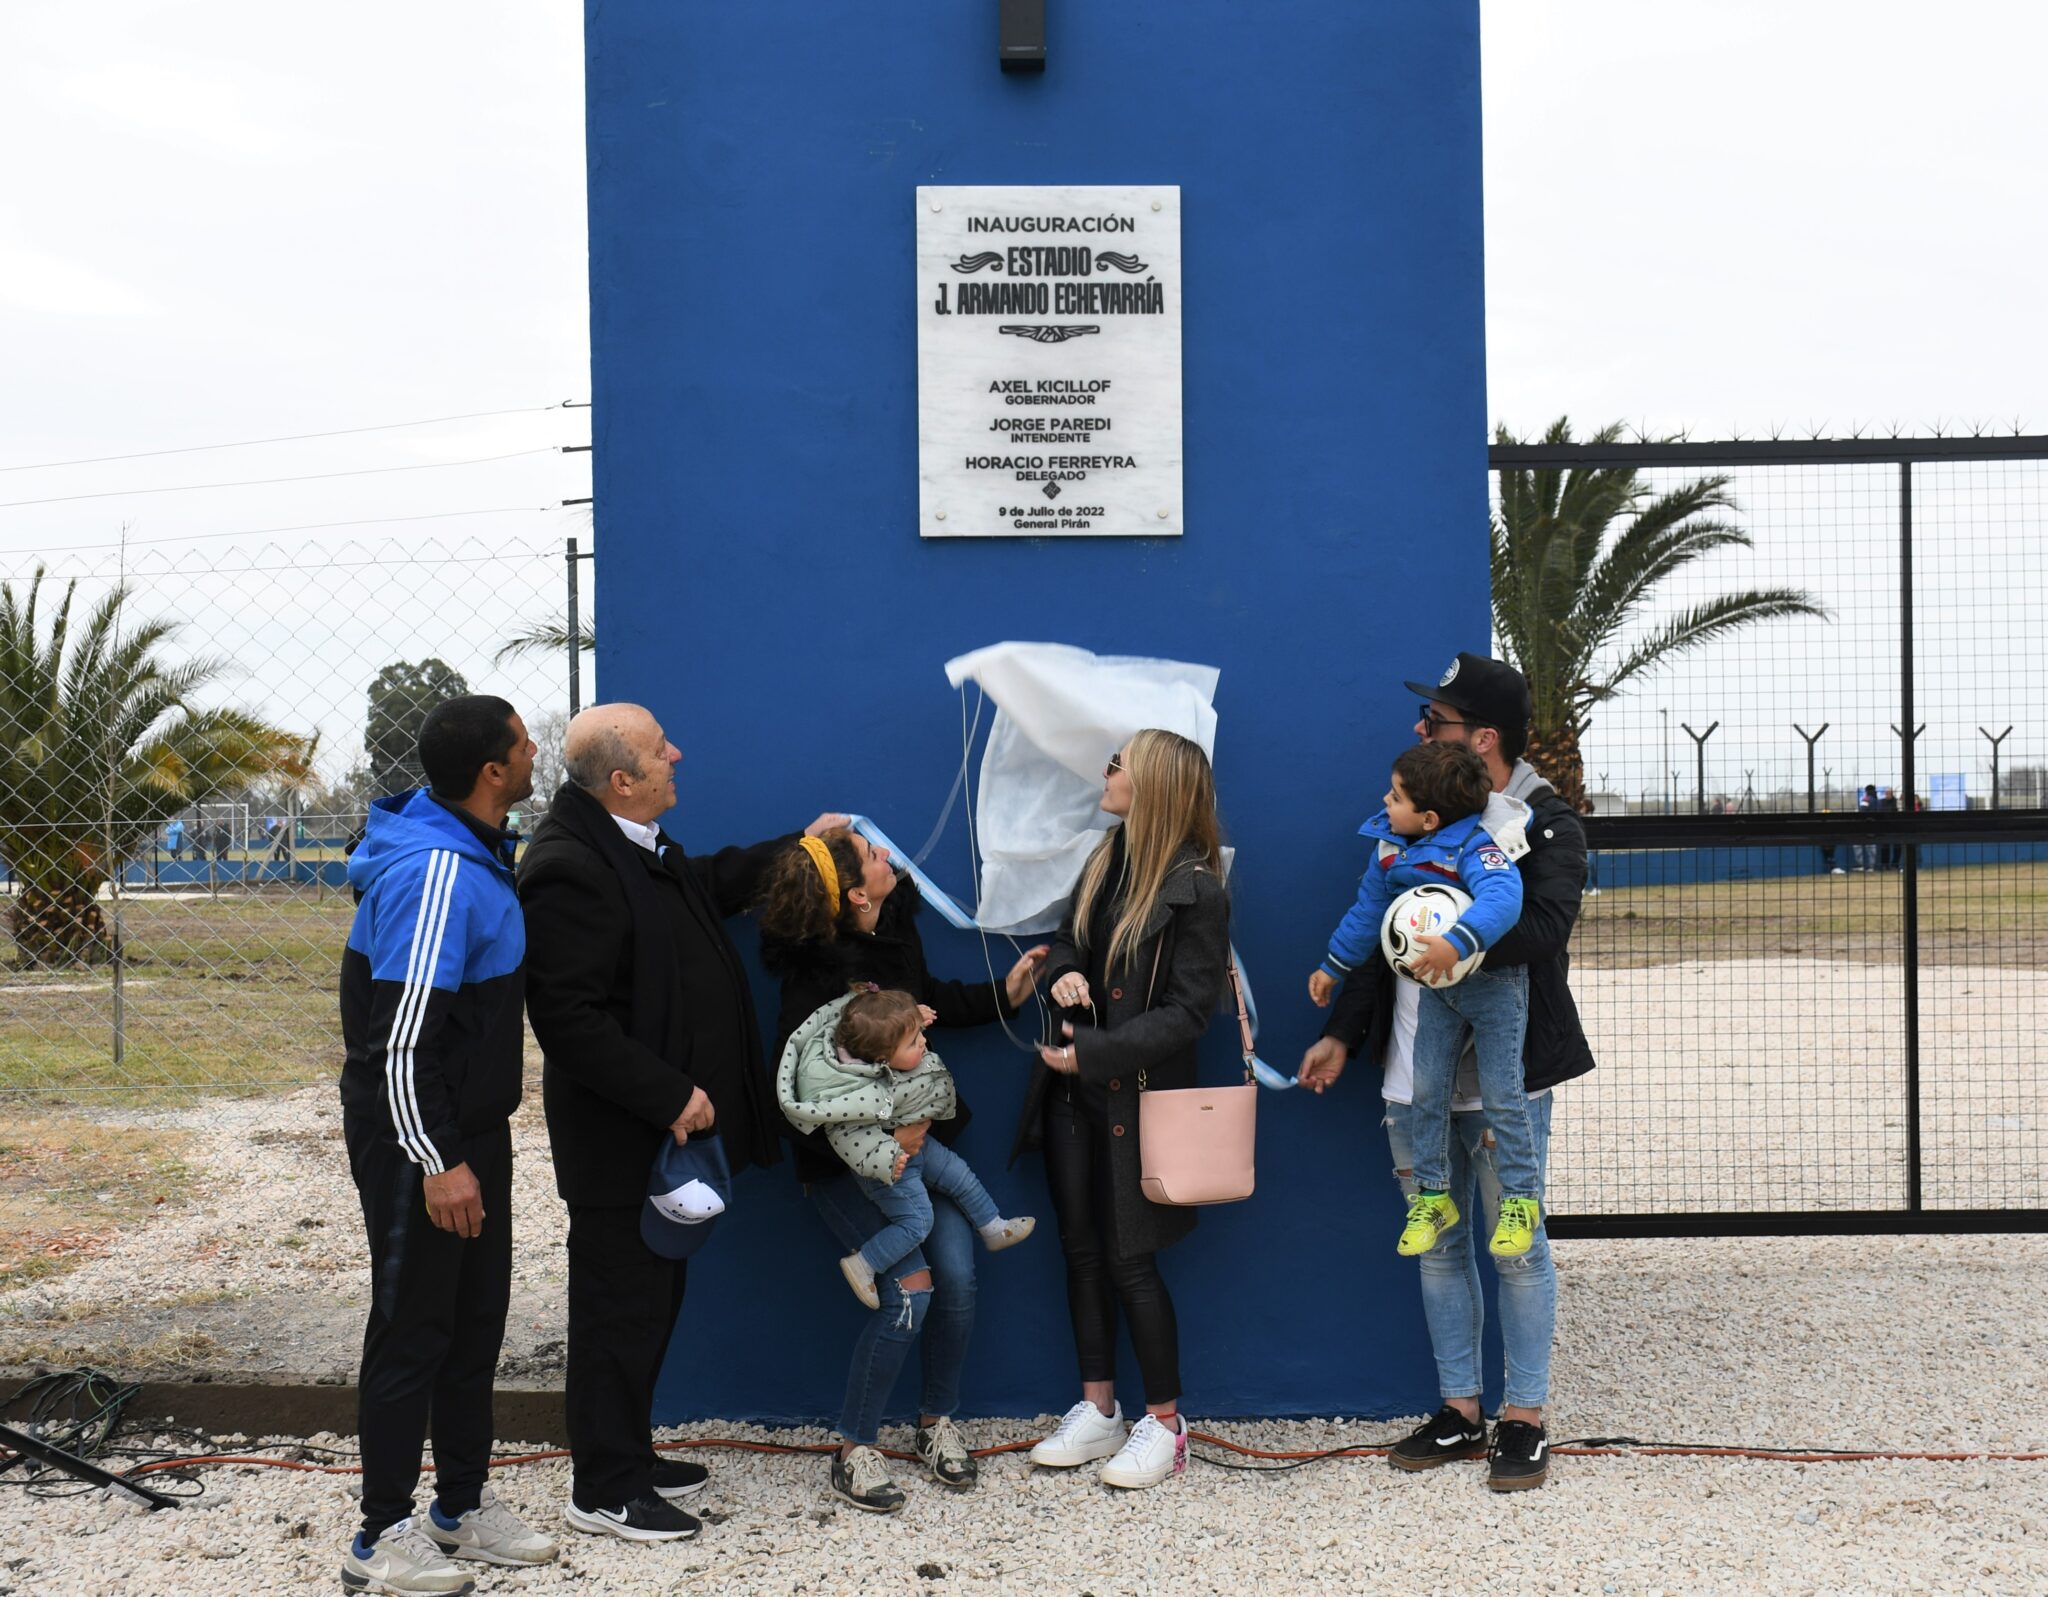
[1308,741,1544,1259]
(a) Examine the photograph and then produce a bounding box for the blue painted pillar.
[586,0,1489,1421]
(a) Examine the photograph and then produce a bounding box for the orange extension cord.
[103,1431,2048,1482]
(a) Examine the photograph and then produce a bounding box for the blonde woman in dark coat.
[1011,729,1230,1490]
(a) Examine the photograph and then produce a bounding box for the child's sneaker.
[839,1252,879,1310]
[1397,1192,1460,1256]
[1098,1413,1188,1490]
[978,1215,1035,1251]
[1489,1197,1542,1258]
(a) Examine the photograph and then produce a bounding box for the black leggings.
[1042,1084,1181,1406]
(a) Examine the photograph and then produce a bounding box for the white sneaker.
[1028,1399,1126,1467]
[1099,1413,1188,1490]
[341,1518,475,1595]
[840,1252,879,1310]
[422,1486,558,1568]
[978,1215,1036,1251]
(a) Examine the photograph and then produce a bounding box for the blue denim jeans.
[808,1172,977,1446]
[1409,965,1538,1198]
[854,1141,999,1277]
[1384,1092,1556,1409]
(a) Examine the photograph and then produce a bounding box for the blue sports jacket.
[1320,803,1526,980]
[339,790,524,1171]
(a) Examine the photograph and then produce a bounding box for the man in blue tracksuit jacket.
[338,695,558,1591]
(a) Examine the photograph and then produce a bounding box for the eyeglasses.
[1418,704,1471,731]
[1105,753,1124,777]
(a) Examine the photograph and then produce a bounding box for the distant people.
[518,702,844,1543]
[1878,785,1901,869]
[163,818,186,861]
[338,695,554,1590]
[1854,784,1879,871]
[1580,799,1600,896]
[1022,729,1230,1492]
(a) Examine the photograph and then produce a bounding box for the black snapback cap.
[1402,651,1532,733]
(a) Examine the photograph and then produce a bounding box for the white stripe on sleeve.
[383,850,461,1172]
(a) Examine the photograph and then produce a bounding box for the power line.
[0,448,570,510]
[0,403,588,474]
[0,507,560,557]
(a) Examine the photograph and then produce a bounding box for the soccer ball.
[1380,883,1484,988]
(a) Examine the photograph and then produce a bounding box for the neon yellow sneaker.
[1489,1197,1542,1258]
[1397,1193,1460,1256]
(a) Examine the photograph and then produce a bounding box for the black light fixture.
[1000,0,1045,73]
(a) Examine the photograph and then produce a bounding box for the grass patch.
[0,1114,197,1289]
[1573,858,2048,969]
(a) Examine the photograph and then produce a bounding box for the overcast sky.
[3,2,2043,795]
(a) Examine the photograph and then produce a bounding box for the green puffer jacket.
[776,993,959,1184]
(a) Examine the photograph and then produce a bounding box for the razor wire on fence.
[0,532,584,1215]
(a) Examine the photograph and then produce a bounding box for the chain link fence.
[1,533,582,1265]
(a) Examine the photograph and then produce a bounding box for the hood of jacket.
[347,789,514,897]
[1357,794,1531,864]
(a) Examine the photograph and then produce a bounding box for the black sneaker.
[1487,1419,1550,1491]
[652,1457,709,1501]
[563,1492,702,1542]
[914,1416,978,1490]
[829,1445,906,1514]
[1387,1406,1490,1471]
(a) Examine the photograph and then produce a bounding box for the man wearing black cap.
[1299,652,1595,1492]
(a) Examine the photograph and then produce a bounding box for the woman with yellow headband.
[756,828,1047,1512]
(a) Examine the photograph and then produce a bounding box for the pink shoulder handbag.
[1137,958,1258,1206]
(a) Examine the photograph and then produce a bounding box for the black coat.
[761,878,1014,1185]
[1323,777,1596,1093]
[518,782,791,1205]
[1010,846,1231,1259]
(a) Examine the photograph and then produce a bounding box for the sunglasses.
[1104,753,1124,777]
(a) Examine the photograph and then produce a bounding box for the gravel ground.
[2,1220,2043,1594]
[4,1000,2047,1593]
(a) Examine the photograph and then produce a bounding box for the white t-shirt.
[1379,974,1483,1110]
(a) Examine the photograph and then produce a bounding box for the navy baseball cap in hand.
[641,1135,733,1260]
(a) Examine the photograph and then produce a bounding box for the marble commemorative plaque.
[917,184,1182,538]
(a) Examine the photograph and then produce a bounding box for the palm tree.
[1491,419,1830,811]
[0,567,311,967]
[494,617,595,666]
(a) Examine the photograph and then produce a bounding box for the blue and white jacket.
[1319,792,1532,980]
[339,790,525,1172]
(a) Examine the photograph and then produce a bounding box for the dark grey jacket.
[1010,846,1231,1258]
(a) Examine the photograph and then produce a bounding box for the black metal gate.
[1488,434,2048,1237]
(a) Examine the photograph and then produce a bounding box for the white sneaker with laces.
[340,1518,475,1595]
[1099,1413,1188,1489]
[422,1486,558,1567]
[1028,1399,1126,1467]
[977,1215,1036,1251]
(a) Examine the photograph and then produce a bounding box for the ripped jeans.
[1383,1092,1556,1410]
[808,1172,976,1447]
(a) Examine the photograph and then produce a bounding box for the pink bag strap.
[1225,957,1256,1084]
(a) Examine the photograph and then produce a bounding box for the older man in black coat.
[518,702,843,1544]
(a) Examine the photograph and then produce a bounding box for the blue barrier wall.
[586,1,1488,1420]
